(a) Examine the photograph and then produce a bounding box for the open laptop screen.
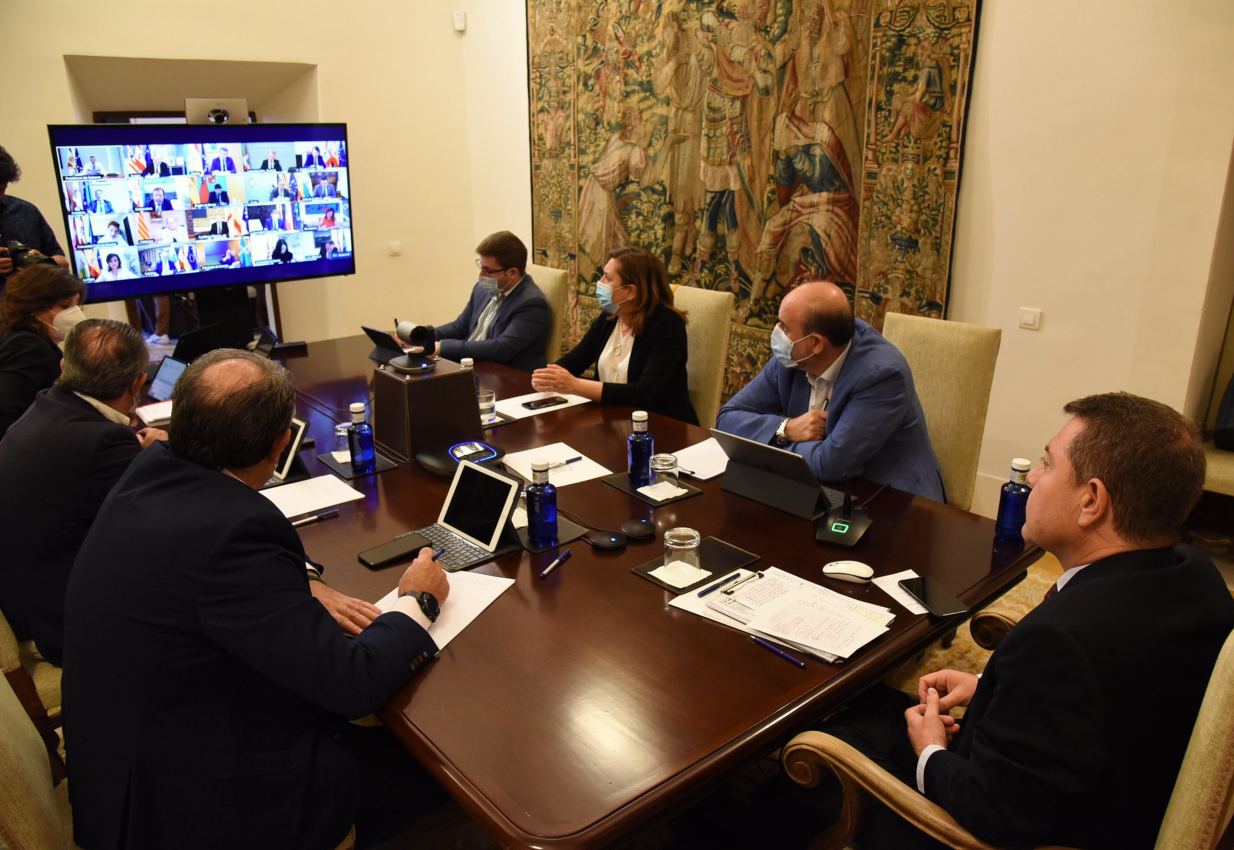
[438,461,519,551]
[148,356,188,402]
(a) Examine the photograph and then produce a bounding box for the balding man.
[64,350,450,850]
[716,282,944,500]
[0,319,165,666]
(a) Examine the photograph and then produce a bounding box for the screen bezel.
[147,356,188,402]
[46,122,355,303]
[436,460,519,552]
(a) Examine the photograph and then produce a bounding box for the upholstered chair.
[881,313,1001,512]
[0,608,63,780]
[528,263,569,363]
[670,285,736,429]
[0,676,74,849]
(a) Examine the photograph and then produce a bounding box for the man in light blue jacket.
[716,281,944,501]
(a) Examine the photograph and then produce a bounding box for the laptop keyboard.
[417,523,492,571]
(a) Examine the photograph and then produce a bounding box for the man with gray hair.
[65,349,449,850]
[0,318,165,665]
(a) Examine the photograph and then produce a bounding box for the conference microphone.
[815,477,872,548]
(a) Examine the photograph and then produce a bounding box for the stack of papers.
[671,567,894,662]
[135,400,173,426]
[502,442,611,487]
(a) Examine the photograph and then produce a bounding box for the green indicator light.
[831,521,850,533]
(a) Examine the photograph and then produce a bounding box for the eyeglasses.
[475,258,508,276]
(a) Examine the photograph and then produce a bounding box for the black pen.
[752,635,806,668]
[539,549,572,579]
[697,571,741,597]
[291,509,339,528]
[722,570,764,595]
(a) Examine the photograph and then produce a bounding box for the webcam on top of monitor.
[184,98,250,126]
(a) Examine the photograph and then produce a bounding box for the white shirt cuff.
[916,744,946,793]
[386,594,434,633]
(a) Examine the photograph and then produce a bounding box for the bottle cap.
[349,402,366,414]
[1011,457,1032,472]
[460,357,474,369]
[531,459,549,472]
[632,410,648,422]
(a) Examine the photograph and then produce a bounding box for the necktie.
[469,295,503,341]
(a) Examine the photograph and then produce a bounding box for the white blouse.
[597,321,635,384]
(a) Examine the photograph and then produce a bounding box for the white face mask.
[53,305,87,340]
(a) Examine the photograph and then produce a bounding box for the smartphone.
[522,395,568,410]
[898,576,969,618]
[358,532,430,569]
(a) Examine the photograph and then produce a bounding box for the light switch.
[387,241,402,257]
[1018,307,1042,331]
[453,11,467,32]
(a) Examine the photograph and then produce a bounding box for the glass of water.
[477,388,497,426]
[649,453,679,489]
[663,527,701,571]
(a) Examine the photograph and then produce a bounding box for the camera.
[206,108,231,125]
[1,241,59,271]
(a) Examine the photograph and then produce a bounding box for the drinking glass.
[663,527,701,570]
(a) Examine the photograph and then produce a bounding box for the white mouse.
[822,560,874,583]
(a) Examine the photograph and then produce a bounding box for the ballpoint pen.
[751,635,805,668]
[678,466,698,477]
[538,549,572,579]
[722,570,764,595]
[547,456,582,470]
[697,571,741,597]
[291,509,340,528]
[431,547,447,561]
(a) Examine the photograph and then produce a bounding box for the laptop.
[260,416,309,489]
[252,327,278,358]
[399,460,520,572]
[710,428,844,519]
[147,356,188,402]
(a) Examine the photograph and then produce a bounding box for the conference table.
[283,335,1039,850]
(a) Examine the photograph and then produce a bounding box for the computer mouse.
[822,560,874,584]
[620,519,656,540]
[585,530,627,550]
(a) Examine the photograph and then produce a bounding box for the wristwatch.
[772,418,789,447]
[401,590,440,623]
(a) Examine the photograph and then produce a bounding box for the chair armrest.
[969,609,1018,650]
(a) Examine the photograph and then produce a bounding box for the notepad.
[502,442,611,487]
[672,437,729,480]
[261,474,364,518]
[375,569,514,651]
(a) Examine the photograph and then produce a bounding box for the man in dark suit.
[716,281,944,500]
[148,186,174,211]
[432,230,550,372]
[64,349,452,850]
[208,145,237,174]
[259,149,282,171]
[207,182,230,205]
[0,320,165,665]
[822,392,1234,850]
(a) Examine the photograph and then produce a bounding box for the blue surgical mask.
[477,277,499,296]
[596,282,620,314]
[770,324,811,369]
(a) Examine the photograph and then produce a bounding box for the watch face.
[417,592,440,622]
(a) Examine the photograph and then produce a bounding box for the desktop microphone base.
[815,508,872,548]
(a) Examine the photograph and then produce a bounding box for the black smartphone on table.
[522,395,568,410]
[358,532,429,569]
[898,576,969,617]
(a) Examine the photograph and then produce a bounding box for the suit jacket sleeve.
[924,622,1105,846]
[196,513,437,720]
[794,364,913,482]
[715,359,790,442]
[599,310,688,409]
[438,290,550,365]
[433,286,479,344]
[555,314,611,375]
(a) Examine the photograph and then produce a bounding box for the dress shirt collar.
[73,391,131,426]
[1054,562,1090,593]
[497,274,526,300]
[806,342,851,401]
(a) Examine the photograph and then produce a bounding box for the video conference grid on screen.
[55,139,351,287]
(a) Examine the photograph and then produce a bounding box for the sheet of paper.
[502,442,612,487]
[873,569,927,615]
[261,474,364,518]
[672,437,729,481]
[637,480,689,502]
[748,600,888,660]
[493,392,590,421]
[649,560,711,588]
[375,570,514,651]
[135,400,173,425]
[510,506,528,530]
[331,450,350,464]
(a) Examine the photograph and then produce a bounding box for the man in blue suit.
[208,145,237,173]
[716,281,944,501]
[64,349,451,850]
[431,230,551,372]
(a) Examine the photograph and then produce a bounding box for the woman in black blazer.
[0,265,86,437]
[532,247,698,424]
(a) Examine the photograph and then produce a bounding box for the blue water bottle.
[526,459,558,549]
[627,410,654,487]
[347,402,376,474]
[994,457,1032,543]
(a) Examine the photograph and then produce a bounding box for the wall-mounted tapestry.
[528,0,980,398]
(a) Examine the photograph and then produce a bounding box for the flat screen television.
[46,123,354,303]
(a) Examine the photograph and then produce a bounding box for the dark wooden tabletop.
[281,335,1038,850]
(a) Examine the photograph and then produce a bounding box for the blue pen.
[697,571,741,598]
[431,547,447,562]
[538,548,572,579]
[751,635,806,668]
[547,456,583,470]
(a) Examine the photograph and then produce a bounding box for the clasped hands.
[784,410,828,442]
[905,669,979,755]
[311,547,450,636]
[531,364,580,395]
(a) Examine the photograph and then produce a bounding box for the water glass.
[477,388,497,425]
[663,527,702,571]
[649,453,679,489]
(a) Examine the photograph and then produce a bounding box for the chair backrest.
[0,677,68,850]
[670,285,735,429]
[528,263,569,363]
[0,607,21,675]
[1154,629,1234,850]
[881,313,1001,511]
